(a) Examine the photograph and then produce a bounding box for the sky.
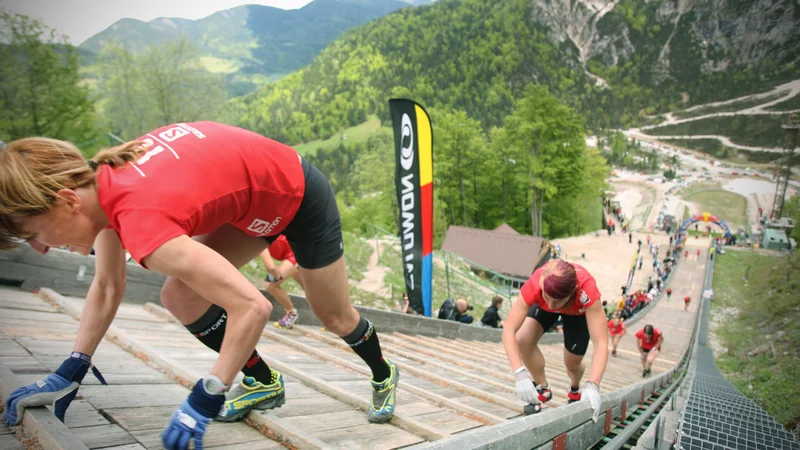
[0,0,315,45]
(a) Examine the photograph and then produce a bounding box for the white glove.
[513,367,539,405]
[582,381,601,423]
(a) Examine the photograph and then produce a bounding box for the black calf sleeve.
[343,316,390,382]
[184,305,273,384]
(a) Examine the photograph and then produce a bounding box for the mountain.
[80,0,433,94]
[225,0,799,144]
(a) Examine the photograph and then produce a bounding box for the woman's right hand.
[513,367,539,404]
[268,267,283,281]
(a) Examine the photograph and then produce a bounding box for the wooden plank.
[0,296,57,313]
[284,410,373,433]
[0,308,76,324]
[0,354,49,373]
[0,339,29,356]
[62,408,110,429]
[79,384,190,409]
[205,440,285,450]
[273,396,354,418]
[95,444,146,450]
[0,435,25,450]
[128,419,287,449]
[412,410,484,435]
[101,406,181,431]
[322,424,424,450]
[38,289,332,450]
[258,326,507,425]
[0,419,13,436]
[75,424,137,449]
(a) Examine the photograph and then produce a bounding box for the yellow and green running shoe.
[216,371,285,422]
[368,360,399,424]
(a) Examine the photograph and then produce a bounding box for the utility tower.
[771,114,799,220]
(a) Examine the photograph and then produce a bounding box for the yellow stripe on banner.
[415,104,433,185]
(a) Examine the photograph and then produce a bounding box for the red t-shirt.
[636,328,662,350]
[608,320,625,336]
[269,235,297,265]
[520,263,601,315]
[98,122,305,265]
[684,296,691,303]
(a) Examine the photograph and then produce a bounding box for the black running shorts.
[263,158,343,269]
[528,305,590,356]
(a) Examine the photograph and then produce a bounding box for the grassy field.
[677,181,722,197]
[765,92,800,111]
[378,243,504,320]
[673,90,789,119]
[293,116,383,156]
[648,114,792,148]
[660,138,800,166]
[684,190,748,230]
[711,251,800,435]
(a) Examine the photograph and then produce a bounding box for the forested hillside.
[80,0,426,95]
[225,0,799,145]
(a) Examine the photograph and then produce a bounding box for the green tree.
[97,38,227,139]
[502,84,587,237]
[0,12,99,149]
[434,109,488,228]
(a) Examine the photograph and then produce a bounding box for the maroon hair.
[542,260,578,301]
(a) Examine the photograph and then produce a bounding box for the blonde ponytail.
[90,140,146,169]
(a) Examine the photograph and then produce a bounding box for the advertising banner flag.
[390,99,433,316]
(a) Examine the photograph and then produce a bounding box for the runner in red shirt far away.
[684,295,691,311]
[636,325,664,377]
[502,260,608,421]
[0,122,398,450]
[261,235,304,329]
[607,314,626,356]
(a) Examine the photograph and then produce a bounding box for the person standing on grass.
[636,325,663,377]
[501,260,607,421]
[261,235,303,329]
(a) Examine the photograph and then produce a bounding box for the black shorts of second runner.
[262,157,343,269]
[528,305,590,356]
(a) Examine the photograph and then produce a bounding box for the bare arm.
[144,235,271,385]
[73,229,128,355]
[501,297,530,372]
[260,248,277,271]
[585,301,609,386]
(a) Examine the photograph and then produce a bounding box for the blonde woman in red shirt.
[0,122,398,449]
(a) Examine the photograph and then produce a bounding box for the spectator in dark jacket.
[480,296,504,328]
[438,298,474,323]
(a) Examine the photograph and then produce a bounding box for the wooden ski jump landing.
[0,256,704,449]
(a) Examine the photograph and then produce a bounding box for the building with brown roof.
[442,224,553,288]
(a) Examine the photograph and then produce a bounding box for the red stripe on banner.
[421,182,433,256]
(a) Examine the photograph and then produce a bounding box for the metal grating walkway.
[676,261,800,450]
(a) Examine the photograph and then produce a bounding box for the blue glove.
[162,379,225,450]
[3,352,99,426]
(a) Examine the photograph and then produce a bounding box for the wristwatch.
[202,375,230,396]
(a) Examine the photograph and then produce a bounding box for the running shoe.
[368,360,399,423]
[567,387,581,404]
[535,383,552,403]
[216,372,285,422]
[274,310,299,329]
